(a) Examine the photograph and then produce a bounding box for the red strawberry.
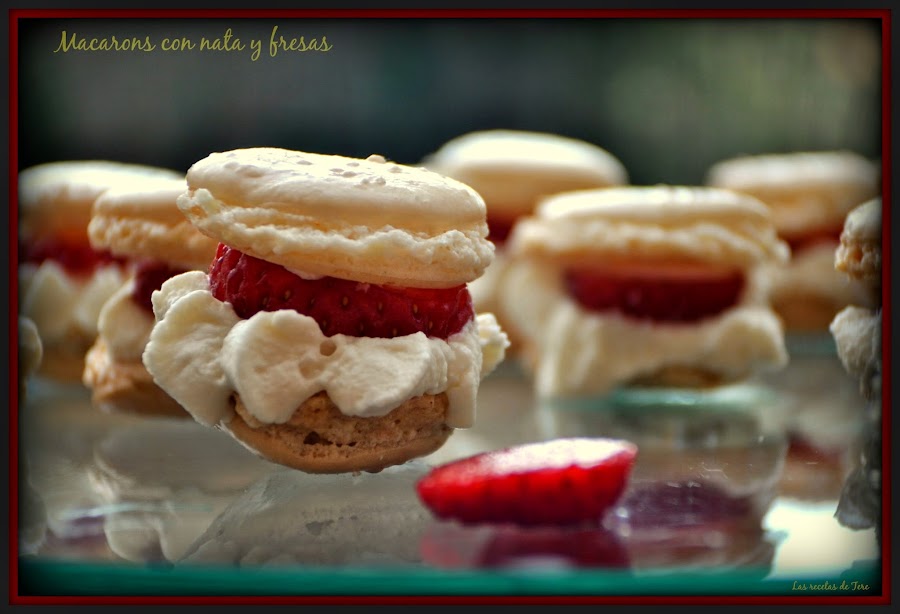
[486,213,517,247]
[20,237,125,276]
[208,244,474,340]
[564,267,745,323]
[131,260,188,314]
[416,438,638,526]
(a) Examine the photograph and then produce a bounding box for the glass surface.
[17,353,881,597]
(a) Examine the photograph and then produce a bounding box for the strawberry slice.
[20,237,125,276]
[564,266,745,323]
[416,438,638,526]
[131,260,188,314]
[208,244,474,340]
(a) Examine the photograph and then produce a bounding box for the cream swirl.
[143,272,508,429]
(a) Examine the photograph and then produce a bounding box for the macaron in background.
[18,161,183,382]
[706,151,880,332]
[498,185,789,398]
[422,130,628,329]
[83,175,219,417]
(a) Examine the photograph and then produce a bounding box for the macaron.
[18,160,182,381]
[423,130,628,322]
[830,198,884,399]
[82,175,219,417]
[143,148,509,474]
[423,130,628,243]
[835,197,882,295]
[707,151,880,331]
[500,185,789,397]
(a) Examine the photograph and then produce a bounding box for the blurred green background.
[18,17,882,184]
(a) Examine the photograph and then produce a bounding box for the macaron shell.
[89,176,219,269]
[706,151,880,235]
[509,185,789,269]
[19,161,182,242]
[178,148,494,287]
[835,197,882,285]
[222,391,452,474]
[423,130,629,217]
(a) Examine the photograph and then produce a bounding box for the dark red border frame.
[7,7,892,606]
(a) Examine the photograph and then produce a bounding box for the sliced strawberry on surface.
[564,267,745,323]
[208,244,474,340]
[131,260,188,314]
[20,237,125,276]
[416,438,638,526]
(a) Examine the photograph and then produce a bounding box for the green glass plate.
[17,557,881,597]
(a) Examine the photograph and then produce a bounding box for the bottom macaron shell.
[222,392,453,474]
[771,292,845,332]
[83,339,189,418]
[37,341,95,383]
[628,365,728,389]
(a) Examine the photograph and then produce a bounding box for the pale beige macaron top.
[835,197,882,286]
[89,176,219,270]
[508,185,789,269]
[177,147,494,288]
[705,151,880,238]
[422,130,629,218]
[19,161,183,243]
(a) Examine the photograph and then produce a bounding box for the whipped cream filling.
[96,279,155,362]
[771,242,876,308]
[19,261,126,346]
[499,260,788,397]
[467,249,511,316]
[143,271,508,429]
[830,305,881,386]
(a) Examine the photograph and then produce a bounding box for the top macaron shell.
[19,161,183,243]
[706,151,880,236]
[508,185,789,269]
[423,130,629,218]
[89,176,219,270]
[177,148,494,288]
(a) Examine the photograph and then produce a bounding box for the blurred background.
[18,17,882,183]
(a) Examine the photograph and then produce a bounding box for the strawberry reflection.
[606,480,777,573]
[609,480,758,530]
[421,480,777,573]
[421,522,630,570]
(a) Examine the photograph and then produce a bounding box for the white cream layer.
[143,271,508,429]
[19,261,126,346]
[467,249,511,316]
[96,279,155,362]
[499,260,788,397]
[830,305,881,385]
